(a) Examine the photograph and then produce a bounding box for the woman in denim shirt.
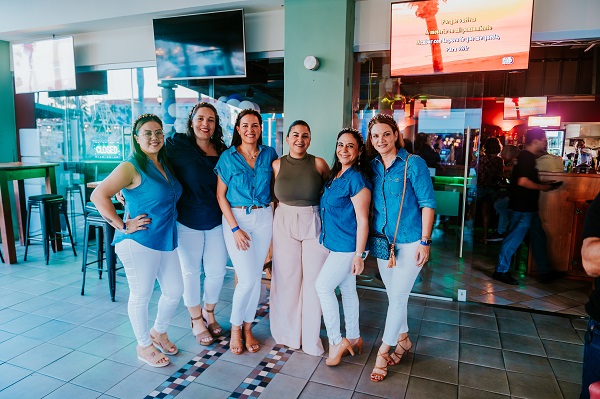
[315,128,371,367]
[366,114,435,382]
[215,109,278,356]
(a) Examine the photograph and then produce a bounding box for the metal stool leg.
[81,219,90,296]
[23,202,34,261]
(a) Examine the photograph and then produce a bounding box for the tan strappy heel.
[370,349,392,382]
[388,335,412,366]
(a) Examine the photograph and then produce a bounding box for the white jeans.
[177,223,228,307]
[115,239,183,347]
[377,240,421,346]
[315,251,360,345]
[222,207,273,326]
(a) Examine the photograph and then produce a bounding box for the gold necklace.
[239,148,258,160]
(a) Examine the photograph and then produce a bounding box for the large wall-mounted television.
[12,36,76,94]
[504,96,547,120]
[391,0,534,76]
[153,9,246,81]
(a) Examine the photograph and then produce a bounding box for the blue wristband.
[231,226,240,233]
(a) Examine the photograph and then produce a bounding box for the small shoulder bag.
[368,154,412,268]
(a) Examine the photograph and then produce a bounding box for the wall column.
[284,0,355,160]
[0,41,17,162]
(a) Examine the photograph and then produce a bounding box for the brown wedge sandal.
[191,315,214,346]
[388,335,412,366]
[230,325,244,355]
[202,307,223,337]
[150,328,178,355]
[243,327,260,353]
[370,349,392,382]
[137,344,170,368]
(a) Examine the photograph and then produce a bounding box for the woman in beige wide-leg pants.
[269,120,330,356]
[271,203,329,355]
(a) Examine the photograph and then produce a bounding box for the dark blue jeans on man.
[496,211,550,274]
[581,318,600,399]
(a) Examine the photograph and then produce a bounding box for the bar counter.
[530,171,600,278]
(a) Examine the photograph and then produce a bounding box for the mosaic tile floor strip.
[227,345,295,399]
[144,299,271,399]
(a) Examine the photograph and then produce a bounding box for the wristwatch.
[355,251,368,259]
[419,239,432,246]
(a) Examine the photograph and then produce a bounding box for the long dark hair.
[131,113,171,173]
[230,108,263,148]
[365,113,404,157]
[327,128,370,182]
[186,102,227,155]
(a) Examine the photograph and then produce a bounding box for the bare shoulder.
[314,156,330,176]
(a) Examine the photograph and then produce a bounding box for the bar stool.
[24,194,77,265]
[65,184,85,244]
[81,205,124,302]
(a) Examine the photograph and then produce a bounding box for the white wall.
[354,0,600,52]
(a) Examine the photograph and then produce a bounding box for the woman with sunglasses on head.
[270,120,330,356]
[366,114,435,382]
[315,128,371,367]
[91,114,183,368]
[215,108,278,355]
[165,102,228,347]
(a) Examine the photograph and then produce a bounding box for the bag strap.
[391,154,412,245]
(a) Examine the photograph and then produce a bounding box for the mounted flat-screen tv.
[391,0,534,76]
[153,9,246,81]
[504,96,547,120]
[12,36,76,94]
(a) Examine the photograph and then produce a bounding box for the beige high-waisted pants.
[270,203,329,356]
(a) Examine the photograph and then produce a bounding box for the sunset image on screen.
[391,0,534,76]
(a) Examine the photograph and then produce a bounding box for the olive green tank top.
[274,154,323,206]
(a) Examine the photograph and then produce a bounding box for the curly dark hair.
[327,128,371,182]
[483,137,502,155]
[231,108,263,148]
[186,102,227,155]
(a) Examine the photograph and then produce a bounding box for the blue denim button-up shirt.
[320,167,372,252]
[371,149,436,244]
[214,145,278,209]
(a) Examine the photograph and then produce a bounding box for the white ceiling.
[0,0,284,42]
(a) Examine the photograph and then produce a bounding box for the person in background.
[487,145,521,242]
[166,102,228,346]
[366,114,435,382]
[537,137,565,172]
[270,120,330,356]
[414,132,442,169]
[215,109,278,355]
[476,137,504,242]
[581,192,600,399]
[91,114,183,367]
[493,128,562,285]
[315,128,371,367]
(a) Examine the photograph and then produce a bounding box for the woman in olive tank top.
[270,120,330,356]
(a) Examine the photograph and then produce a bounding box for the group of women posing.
[91,105,435,383]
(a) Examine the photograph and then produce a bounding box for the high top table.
[0,162,60,264]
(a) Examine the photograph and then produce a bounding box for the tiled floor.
[0,242,587,398]
[395,224,592,316]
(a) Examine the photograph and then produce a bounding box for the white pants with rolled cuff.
[315,251,360,346]
[222,207,273,326]
[376,240,421,346]
[177,223,228,307]
[115,239,183,348]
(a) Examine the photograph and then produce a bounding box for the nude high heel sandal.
[326,337,354,366]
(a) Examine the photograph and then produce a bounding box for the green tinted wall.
[283,0,355,161]
[0,41,17,162]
